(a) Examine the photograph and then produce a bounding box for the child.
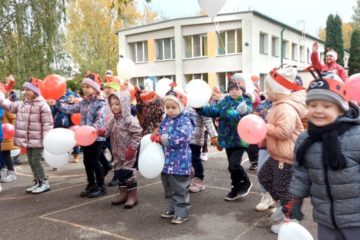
[151,85,194,224]
[289,72,360,240]
[98,91,142,208]
[197,75,253,201]
[257,66,307,234]
[52,76,106,198]
[0,78,53,194]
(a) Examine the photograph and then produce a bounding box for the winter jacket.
[187,107,217,146]
[0,96,53,148]
[198,95,252,148]
[56,95,106,141]
[311,51,348,82]
[105,92,142,170]
[1,110,19,151]
[266,90,307,165]
[159,112,194,175]
[51,96,71,128]
[290,108,360,229]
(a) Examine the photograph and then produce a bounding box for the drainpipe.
[280,27,285,68]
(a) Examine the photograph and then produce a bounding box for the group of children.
[1,44,360,238]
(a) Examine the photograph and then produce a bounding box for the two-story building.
[117,11,325,92]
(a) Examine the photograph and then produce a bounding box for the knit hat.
[103,76,120,91]
[23,77,41,96]
[326,49,338,61]
[164,83,187,112]
[306,72,349,112]
[228,74,246,92]
[267,66,304,94]
[81,78,101,93]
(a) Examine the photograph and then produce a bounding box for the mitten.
[236,101,249,115]
[150,134,161,143]
[211,137,218,146]
[286,198,304,221]
[125,147,136,161]
[97,128,106,137]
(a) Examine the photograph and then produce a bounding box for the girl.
[151,86,194,224]
[98,91,142,208]
[52,76,106,198]
[0,78,53,194]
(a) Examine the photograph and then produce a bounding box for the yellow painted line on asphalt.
[39,215,135,240]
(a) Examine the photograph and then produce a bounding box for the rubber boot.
[111,186,128,205]
[124,188,138,209]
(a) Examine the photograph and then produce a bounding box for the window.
[184,34,207,58]
[271,36,279,57]
[217,29,242,55]
[129,41,148,63]
[131,77,146,86]
[292,43,298,61]
[259,32,268,54]
[299,45,304,62]
[156,75,176,81]
[184,73,208,83]
[155,38,175,61]
[282,40,289,59]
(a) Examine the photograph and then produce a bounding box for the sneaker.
[200,153,208,161]
[189,177,205,193]
[32,180,50,194]
[1,171,17,183]
[87,185,106,198]
[80,183,96,197]
[270,204,283,222]
[171,216,189,224]
[161,209,175,219]
[224,188,240,201]
[271,220,284,234]
[238,181,252,197]
[249,163,258,170]
[26,180,39,193]
[255,192,274,211]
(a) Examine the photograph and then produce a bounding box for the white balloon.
[155,78,173,98]
[278,221,314,240]
[140,134,152,154]
[10,149,21,157]
[185,79,212,108]
[43,150,69,169]
[138,142,165,179]
[117,57,136,81]
[43,128,76,154]
[198,0,227,19]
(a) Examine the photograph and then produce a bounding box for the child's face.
[165,100,180,118]
[110,97,121,114]
[68,95,75,103]
[307,100,344,126]
[81,84,96,97]
[104,87,116,97]
[228,88,243,99]
[23,88,36,99]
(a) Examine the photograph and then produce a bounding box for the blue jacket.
[198,95,252,148]
[159,112,194,175]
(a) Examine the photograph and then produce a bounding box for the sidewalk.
[0,148,317,240]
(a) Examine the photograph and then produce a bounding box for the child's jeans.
[27,148,46,180]
[190,144,204,180]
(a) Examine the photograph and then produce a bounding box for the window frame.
[217,29,242,56]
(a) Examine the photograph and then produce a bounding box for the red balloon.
[2,123,15,140]
[74,126,97,146]
[346,73,360,103]
[71,113,81,125]
[40,74,67,100]
[237,114,267,144]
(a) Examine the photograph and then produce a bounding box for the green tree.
[325,14,345,66]
[318,23,353,49]
[348,29,360,75]
[352,0,360,29]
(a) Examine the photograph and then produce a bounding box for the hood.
[339,101,360,125]
[273,90,308,119]
[108,91,131,118]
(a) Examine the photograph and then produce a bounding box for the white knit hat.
[266,66,303,94]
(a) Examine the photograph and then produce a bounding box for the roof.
[116,10,323,42]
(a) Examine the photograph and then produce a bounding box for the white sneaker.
[270,203,283,222]
[255,192,275,211]
[200,153,208,161]
[26,180,40,193]
[271,220,284,234]
[32,180,50,194]
[1,171,16,183]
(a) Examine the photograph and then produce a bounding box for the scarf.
[296,120,353,171]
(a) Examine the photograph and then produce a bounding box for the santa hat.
[326,49,338,61]
[23,77,42,96]
[266,66,304,94]
[228,74,246,92]
[306,72,349,112]
[164,82,187,112]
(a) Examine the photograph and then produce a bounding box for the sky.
[138,0,357,37]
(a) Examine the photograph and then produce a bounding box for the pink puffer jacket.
[0,96,53,148]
